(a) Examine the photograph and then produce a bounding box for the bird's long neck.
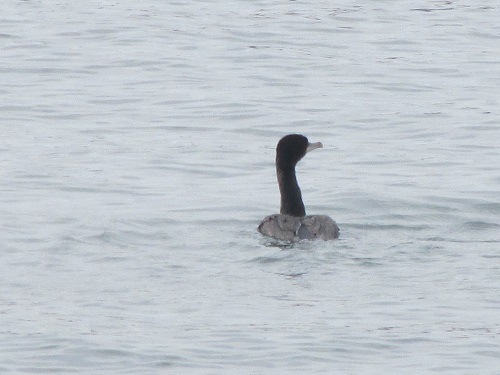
[277,163,306,217]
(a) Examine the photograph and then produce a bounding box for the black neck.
[277,164,306,217]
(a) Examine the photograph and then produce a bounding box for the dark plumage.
[258,134,339,241]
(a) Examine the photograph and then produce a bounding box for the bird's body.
[258,214,339,241]
[258,134,339,241]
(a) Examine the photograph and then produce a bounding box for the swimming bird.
[258,134,339,241]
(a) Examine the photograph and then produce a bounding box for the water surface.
[1,1,499,373]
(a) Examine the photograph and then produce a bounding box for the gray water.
[1,1,499,373]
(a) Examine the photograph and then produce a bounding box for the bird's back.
[258,214,339,241]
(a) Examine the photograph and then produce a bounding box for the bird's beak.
[306,141,323,153]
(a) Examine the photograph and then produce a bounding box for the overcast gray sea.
[1,1,499,373]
